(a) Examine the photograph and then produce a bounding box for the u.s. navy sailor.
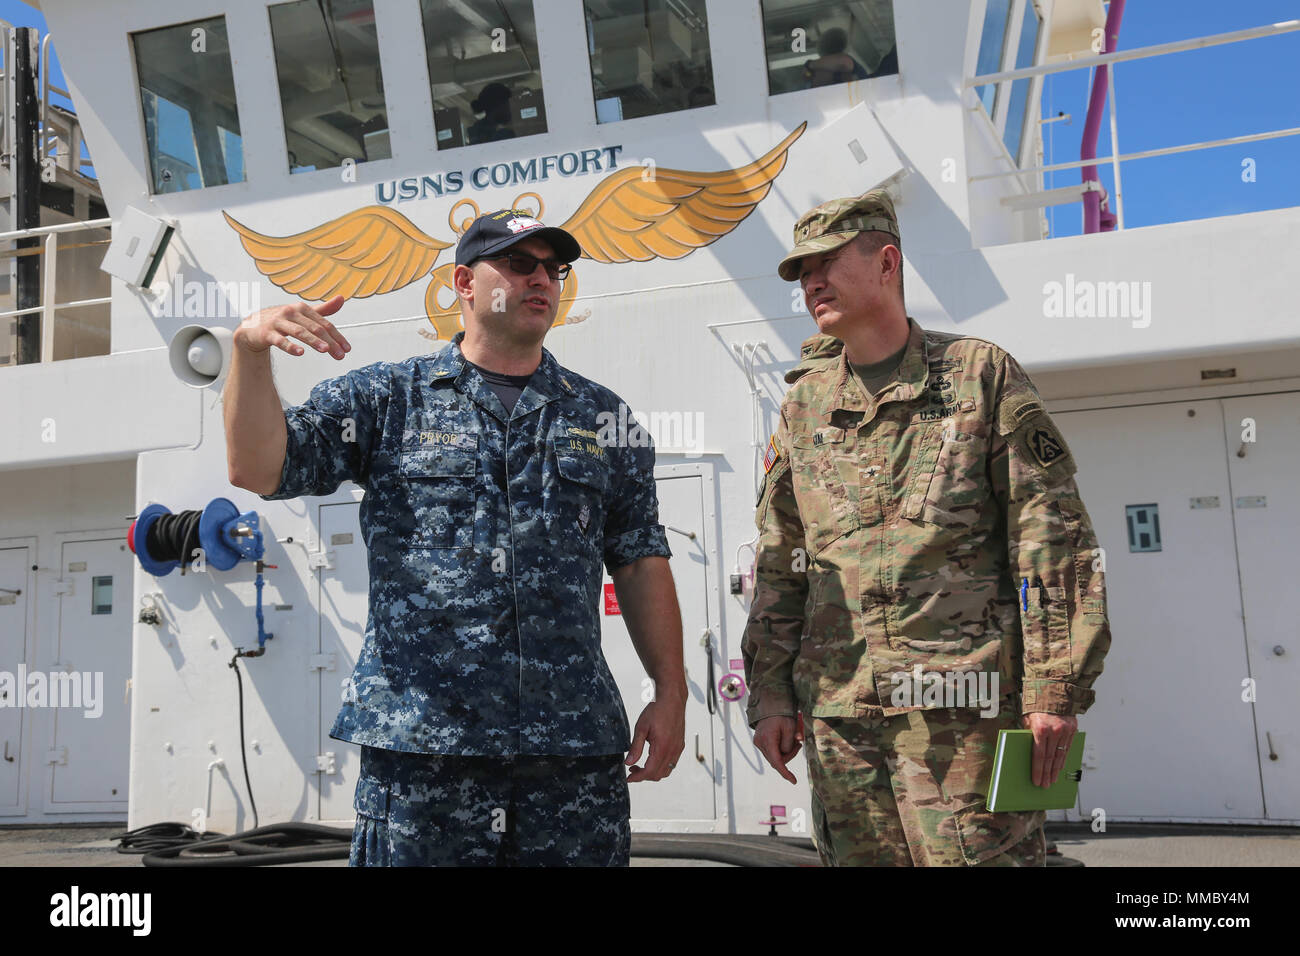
[226,209,685,866]
[742,190,1111,866]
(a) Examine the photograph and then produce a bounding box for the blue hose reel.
[129,498,276,648]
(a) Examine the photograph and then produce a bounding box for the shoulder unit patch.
[1027,425,1066,467]
[1011,411,1077,485]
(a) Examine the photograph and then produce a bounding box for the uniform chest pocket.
[789,430,858,557]
[395,445,477,549]
[548,451,609,540]
[902,424,988,529]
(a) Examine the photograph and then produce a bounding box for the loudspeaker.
[169,324,233,388]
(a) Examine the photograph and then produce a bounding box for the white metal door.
[0,545,30,814]
[315,478,720,824]
[1222,393,1300,820]
[600,473,718,824]
[1055,401,1263,820]
[49,536,132,810]
[317,501,367,822]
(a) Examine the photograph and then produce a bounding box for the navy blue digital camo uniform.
[260,331,671,865]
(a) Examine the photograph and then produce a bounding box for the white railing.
[0,26,90,175]
[0,218,112,364]
[40,33,87,174]
[0,19,13,164]
[967,19,1300,232]
[0,24,107,366]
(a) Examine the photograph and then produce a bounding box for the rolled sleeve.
[605,524,671,573]
[601,430,671,574]
[260,364,387,501]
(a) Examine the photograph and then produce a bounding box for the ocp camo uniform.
[742,192,1110,866]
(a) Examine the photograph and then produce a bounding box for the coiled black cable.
[112,654,356,867]
[139,823,352,867]
[113,822,228,854]
[144,510,204,568]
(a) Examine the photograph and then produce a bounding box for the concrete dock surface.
[1,821,1296,867]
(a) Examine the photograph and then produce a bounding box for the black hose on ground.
[138,823,352,867]
[113,822,228,855]
[132,828,816,867]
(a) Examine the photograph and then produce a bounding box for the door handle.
[3,741,13,763]
[702,629,716,715]
[695,733,704,763]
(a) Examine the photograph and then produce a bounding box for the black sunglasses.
[478,253,571,281]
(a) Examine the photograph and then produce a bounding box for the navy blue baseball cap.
[455,209,583,267]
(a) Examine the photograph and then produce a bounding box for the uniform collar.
[426,332,577,422]
[832,316,928,414]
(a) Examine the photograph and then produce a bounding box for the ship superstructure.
[1,0,1297,834]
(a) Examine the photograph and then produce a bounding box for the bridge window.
[269,0,391,173]
[420,0,548,149]
[760,0,898,95]
[973,0,1043,166]
[132,17,245,193]
[974,0,1013,117]
[1002,0,1043,162]
[583,0,716,123]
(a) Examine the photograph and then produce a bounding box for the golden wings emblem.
[223,122,806,340]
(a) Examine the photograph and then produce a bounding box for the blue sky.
[4,0,1296,236]
[1040,0,1300,237]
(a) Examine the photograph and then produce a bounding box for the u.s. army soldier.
[743,190,1111,866]
[226,210,685,866]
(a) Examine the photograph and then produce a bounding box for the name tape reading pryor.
[50,886,151,936]
[410,430,476,449]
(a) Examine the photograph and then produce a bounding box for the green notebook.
[985,730,1086,812]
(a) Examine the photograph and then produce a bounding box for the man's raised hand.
[234,294,351,360]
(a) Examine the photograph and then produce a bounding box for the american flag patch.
[763,435,780,473]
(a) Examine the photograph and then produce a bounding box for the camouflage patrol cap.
[777,189,900,281]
